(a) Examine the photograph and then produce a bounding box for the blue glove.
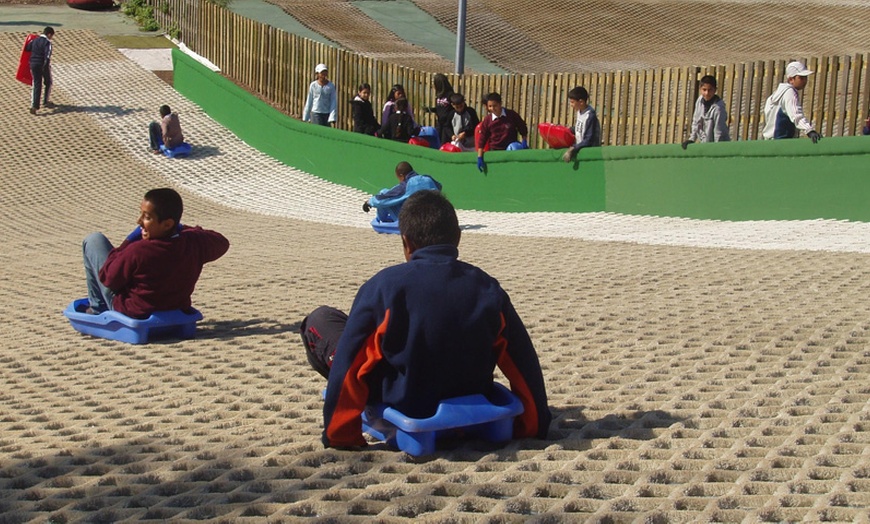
[477,156,486,172]
[521,139,528,149]
[125,226,142,243]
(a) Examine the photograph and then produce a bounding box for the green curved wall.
[174,50,870,221]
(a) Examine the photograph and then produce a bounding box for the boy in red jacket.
[476,92,529,172]
[81,188,229,318]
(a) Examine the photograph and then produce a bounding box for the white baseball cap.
[786,61,813,78]
[315,63,328,73]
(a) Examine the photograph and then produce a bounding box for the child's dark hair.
[699,75,718,88]
[449,93,466,105]
[144,188,183,224]
[568,86,589,102]
[44,26,54,36]
[396,161,414,176]
[387,84,406,102]
[159,105,172,117]
[484,92,502,104]
[395,98,409,111]
[358,82,371,92]
[399,191,460,248]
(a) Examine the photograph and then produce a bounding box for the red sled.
[67,0,116,10]
[537,122,575,149]
[16,34,37,86]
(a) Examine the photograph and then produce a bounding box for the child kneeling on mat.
[80,188,229,318]
[301,190,551,449]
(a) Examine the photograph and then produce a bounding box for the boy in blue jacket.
[362,161,441,223]
[301,190,551,449]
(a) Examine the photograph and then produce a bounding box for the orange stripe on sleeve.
[325,310,390,447]
[493,313,540,438]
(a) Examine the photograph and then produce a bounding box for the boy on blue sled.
[80,188,229,318]
[362,161,441,223]
[302,191,551,450]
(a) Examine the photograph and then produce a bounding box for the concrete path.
[0,4,142,35]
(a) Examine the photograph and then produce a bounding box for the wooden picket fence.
[150,0,870,147]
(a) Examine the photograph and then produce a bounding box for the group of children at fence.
[302,60,824,168]
[683,61,821,148]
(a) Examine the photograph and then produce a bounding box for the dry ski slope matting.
[1,31,869,522]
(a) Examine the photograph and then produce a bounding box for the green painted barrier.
[174,49,870,221]
[602,139,870,221]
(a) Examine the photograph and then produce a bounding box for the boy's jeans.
[310,112,330,126]
[82,232,116,312]
[148,121,163,150]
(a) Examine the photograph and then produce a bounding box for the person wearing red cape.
[15,34,37,86]
[20,27,55,114]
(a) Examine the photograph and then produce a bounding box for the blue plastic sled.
[63,298,202,344]
[160,142,192,158]
[417,126,441,149]
[362,382,524,456]
[371,217,400,235]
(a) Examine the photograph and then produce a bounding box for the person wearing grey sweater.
[683,75,730,148]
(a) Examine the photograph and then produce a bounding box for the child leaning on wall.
[562,86,601,162]
[762,61,821,143]
[476,92,529,172]
[682,75,730,149]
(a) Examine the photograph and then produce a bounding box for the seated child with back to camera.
[301,190,551,449]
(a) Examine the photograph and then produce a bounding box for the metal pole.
[455,0,466,75]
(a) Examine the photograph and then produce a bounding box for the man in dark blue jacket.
[25,26,54,114]
[301,190,551,449]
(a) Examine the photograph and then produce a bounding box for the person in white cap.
[762,61,821,143]
[303,63,337,126]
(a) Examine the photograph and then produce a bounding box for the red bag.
[16,33,37,86]
[439,143,462,153]
[408,137,430,147]
[538,122,575,149]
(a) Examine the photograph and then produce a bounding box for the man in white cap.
[303,63,337,126]
[762,61,821,143]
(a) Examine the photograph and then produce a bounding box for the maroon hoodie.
[99,226,229,318]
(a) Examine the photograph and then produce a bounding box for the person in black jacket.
[379,98,420,142]
[424,74,455,146]
[25,26,54,114]
[350,83,379,136]
[448,93,480,151]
